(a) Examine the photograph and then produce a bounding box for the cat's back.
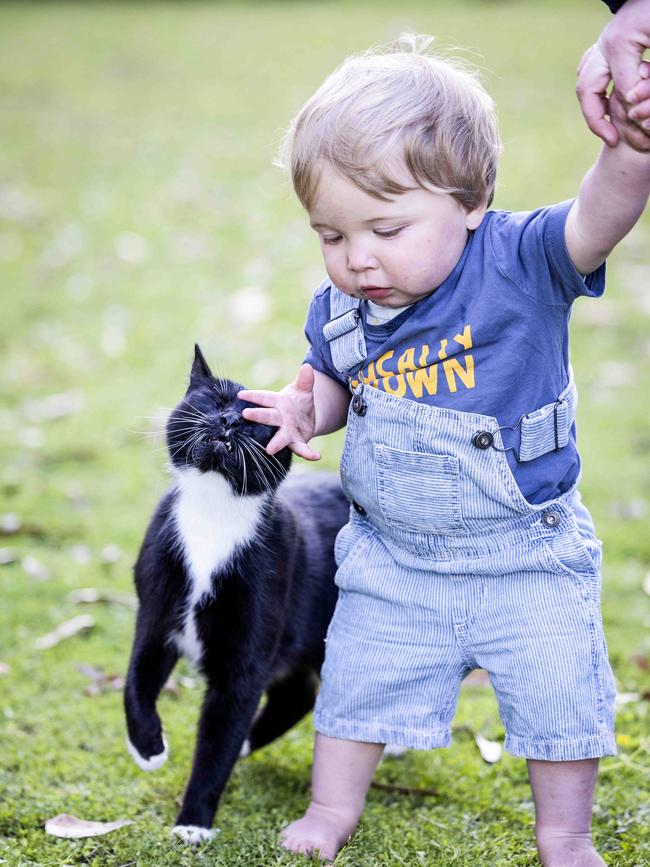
[277,470,350,541]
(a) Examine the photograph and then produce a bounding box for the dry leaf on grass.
[75,663,125,696]
[474,733,502,763]
[67,587,136,608]
[44,813,133,839]
[34,615,95,650]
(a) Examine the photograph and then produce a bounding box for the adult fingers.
[627,61,650,124]
[576,44,619,146]
[603,33,648,108]
[610,88,650,150]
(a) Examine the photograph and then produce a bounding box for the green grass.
[1,1,649,864]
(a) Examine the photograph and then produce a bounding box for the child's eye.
[373,226,404,239]
[322,234,342,245]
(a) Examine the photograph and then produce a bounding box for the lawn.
[0,1,649,865]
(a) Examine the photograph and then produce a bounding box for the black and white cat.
[124,345,350,843]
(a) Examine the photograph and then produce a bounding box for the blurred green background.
[1,1,649,865]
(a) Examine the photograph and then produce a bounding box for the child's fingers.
[237,389,281,407]
[265,429,320,461]
[293,363,315,394]
[289,441,321,461]
[241,406,282,426]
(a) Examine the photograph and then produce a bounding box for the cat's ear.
[189,344,213,388]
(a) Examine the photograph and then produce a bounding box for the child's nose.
[346,242,379,272]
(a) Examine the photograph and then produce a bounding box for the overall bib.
[313,290,616,761]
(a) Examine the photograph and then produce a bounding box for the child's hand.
[238,364,321,461]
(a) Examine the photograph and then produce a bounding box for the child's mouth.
[362,287,392,299]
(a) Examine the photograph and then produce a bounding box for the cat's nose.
[220,412,240,430]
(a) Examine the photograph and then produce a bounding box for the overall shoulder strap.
[322,286,367,376]
[517,370,577,462]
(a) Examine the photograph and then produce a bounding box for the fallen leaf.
[474,733,502,763]
[99,544,123,565]
[615,692,640,707]
[609,499,648,521]
[21,556,49,581]
[35,615,95,650]
[75,663,125,696]
[0,514,21,534]
[23,390,84,423]
[0,548,16,565]
[69,545,92,565]
[67,587,136,608]
[44,813,133,839]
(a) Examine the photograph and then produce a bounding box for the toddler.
[239,34,650,865]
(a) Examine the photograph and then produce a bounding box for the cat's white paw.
[126,734,168,771]
[172,825,217,845]
[238,738,251,759]
[383,743,408,758]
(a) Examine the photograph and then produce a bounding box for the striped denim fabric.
[313,383,616,760]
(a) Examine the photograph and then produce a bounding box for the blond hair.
[278,34,501,211]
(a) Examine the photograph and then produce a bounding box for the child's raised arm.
[566,92,650,274]
[238,364,351,461]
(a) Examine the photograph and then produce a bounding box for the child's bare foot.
[280,802,359,863]
[536,829,606,866]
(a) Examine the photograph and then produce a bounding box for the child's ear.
[465,201,488,230]
[189,343,213,388]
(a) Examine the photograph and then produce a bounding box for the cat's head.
[166,345,291,495]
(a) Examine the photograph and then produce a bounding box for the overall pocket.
[374,444,463,534]
[538,524,602,605]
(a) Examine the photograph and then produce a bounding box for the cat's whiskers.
[236,443,248,496]
[246,438,286,484]
[181,400,211,421]
[239,439,272,495]
[170,428,207,463]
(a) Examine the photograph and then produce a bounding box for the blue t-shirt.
[303,200,605,505]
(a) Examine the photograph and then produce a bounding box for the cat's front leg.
[172,683,262,842]
[124,624,178,770]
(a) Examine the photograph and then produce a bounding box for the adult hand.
[576,0,650,147]
[238,363,320,461]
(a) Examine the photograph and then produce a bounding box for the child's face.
[309,162,486,307]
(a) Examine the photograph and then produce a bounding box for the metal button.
[541,510,560,528]
[472,430,494,450]
[352,501,367,517]
[352,394,367,416]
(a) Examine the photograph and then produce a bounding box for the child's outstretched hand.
[238,364,321,461]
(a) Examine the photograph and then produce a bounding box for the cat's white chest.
[171,467,266,664]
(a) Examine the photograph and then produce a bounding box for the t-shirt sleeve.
[487,199,606,306]
[303,281,349,387]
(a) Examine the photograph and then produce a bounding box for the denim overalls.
[313,289,616,761]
